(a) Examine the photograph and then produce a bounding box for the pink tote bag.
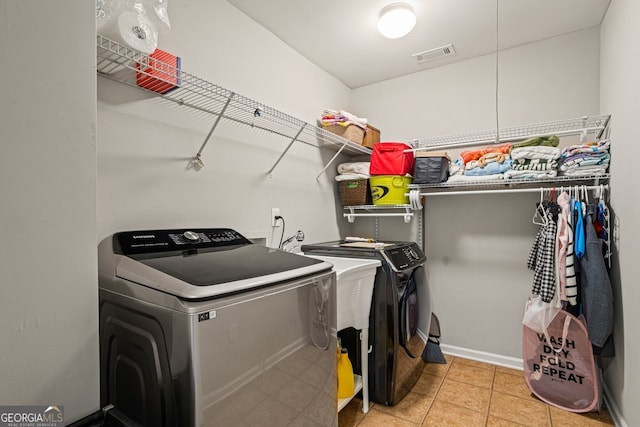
[523,310,601,413]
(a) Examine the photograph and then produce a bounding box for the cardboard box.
[324,124,365,145]
[362,125,381,148]
[136,49,181,94]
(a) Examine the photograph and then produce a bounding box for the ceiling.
[226,0,611,89]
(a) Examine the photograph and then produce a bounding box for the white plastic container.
[304,254,380,413]
[306,255,379,330]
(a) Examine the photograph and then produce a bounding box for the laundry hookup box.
[136,48,182,94]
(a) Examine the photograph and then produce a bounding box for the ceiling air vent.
[412,44,456,64]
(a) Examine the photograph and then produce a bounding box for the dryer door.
[398,266,429,359]
[391,265,430,403]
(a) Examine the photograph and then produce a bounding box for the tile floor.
[338,355,615,427]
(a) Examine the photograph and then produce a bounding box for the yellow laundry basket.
[369,175,412,205]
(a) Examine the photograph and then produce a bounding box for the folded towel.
[511,158,558,171]
[337,162,370,175]
[558,152,610,170]
[446,174,505,183]
[558,153,611,171]
[335,173,369,182]
[511,135,559,150]
[561,139,610,158]
[321,109,368,129]
[339,110,368,127]
[558,165,608,177]
[465,152,510,170]
[510,146,561,161]
[460,143,512,165]
[464,158,512,176]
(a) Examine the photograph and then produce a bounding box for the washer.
[98,228,337,427]
[301,240,431,406]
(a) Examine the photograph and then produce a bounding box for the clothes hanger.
[548,187,561,219]
[533,187,548,226]
[581,185,589,218]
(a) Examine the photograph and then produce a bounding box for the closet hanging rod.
[405,126,606,153]
[419,184,608,197]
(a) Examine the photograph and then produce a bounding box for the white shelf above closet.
[406,114,611,196]
[408,114,610,152]
[96,35,371,173]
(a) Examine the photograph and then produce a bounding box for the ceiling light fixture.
[377,3,416,39]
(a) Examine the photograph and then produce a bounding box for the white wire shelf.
[343,204,412,210]
[343,204,414,223]
[96,35,371,172]
[407,115,611,152]
[410,173,610,193]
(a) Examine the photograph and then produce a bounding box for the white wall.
[0,1,99,423]
[97,0,353,246]
[0,0,631,423]
[351,28,601,360]
[600,0,640,425]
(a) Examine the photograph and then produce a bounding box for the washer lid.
[131,244,324,286]
[106,229,332,299]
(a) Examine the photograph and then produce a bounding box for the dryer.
[301,240,431,406]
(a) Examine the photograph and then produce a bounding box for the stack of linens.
[558,140,610,177]
[505,135,560,179]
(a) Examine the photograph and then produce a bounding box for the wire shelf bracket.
[190,92,235,170]
[315,139,350,181]
[267,124,307,177]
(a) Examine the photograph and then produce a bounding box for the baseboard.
[415,328,523,370]
[602,381,627,427]
[439,343,524,371]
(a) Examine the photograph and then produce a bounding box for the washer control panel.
[114,228,252,255]
[384,243,426,271]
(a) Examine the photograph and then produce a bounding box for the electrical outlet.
[271,208,280,227]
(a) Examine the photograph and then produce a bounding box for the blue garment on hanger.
[579,211,614,349]
[574,199,586,259]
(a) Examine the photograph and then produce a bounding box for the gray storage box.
[413,152,450,184]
